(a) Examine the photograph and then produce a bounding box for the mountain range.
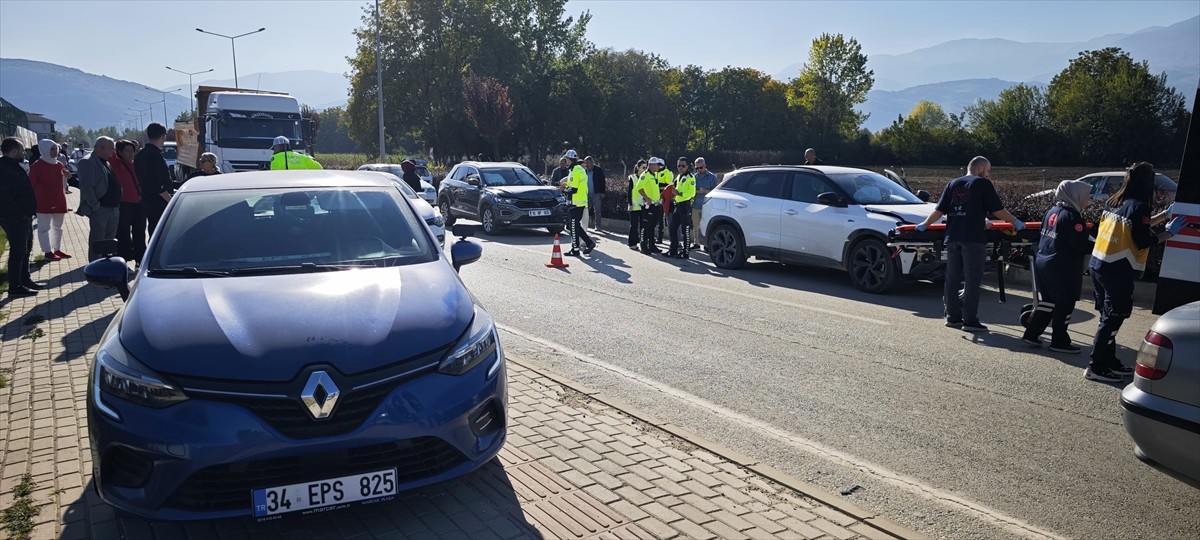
[2,15,1196,133]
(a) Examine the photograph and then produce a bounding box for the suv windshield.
[828,172,924,205]
[162,145,177,160]
[150,187,437,273]
[480,167,541,187]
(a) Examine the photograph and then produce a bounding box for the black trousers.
[568,206,594,251]
[0,217,34,289]
[1090,267,1135,370]
[143,198,166,240]
[1021,273,1077,346]
[627,209,642,246]
[668,200,693,254]
[118,202,146,263]
[640,205,661,252]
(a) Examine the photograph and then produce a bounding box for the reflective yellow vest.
[636,171,662,204]
[270,151,323,170]
[567,164,588,206]
[674,173,696,203]
[628,174,642,211]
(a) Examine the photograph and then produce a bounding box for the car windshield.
[480,167,540,187]
[163,145,177,160]
[149,187,437,274]
[828,172,924,205]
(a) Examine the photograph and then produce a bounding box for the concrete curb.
[508,357,926,540]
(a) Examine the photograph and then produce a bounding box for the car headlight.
[439,308,499,375]
[496,197,517,205]
[94,347,188,419]
[426,212,445,228]
[555,195,567,203]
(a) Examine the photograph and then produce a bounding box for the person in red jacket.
[110,139,145,264]
[28,139,72,260]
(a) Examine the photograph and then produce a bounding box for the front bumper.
[89,358,507,520]
[494,203,567,228]
[1121,384,1200,481]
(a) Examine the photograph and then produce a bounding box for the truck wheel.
[708,224,746,269]
[440,200,456,226]
[848,237,899,293]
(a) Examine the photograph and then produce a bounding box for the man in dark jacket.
[583,156,606,230]
[0,138,41,297]
[135,123,173,236]
[78,137,122,262]
[549,157,570,187]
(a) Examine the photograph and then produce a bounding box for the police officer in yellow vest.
[667,156,697,259]
[560,150,595,256]
[626,159,648,249]
[653,159,672,243]
[269,136,323,170]
[635,157,666,255]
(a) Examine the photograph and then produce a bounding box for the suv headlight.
[93,346,188,420]
[439,308,500,375]
[496,197,517,205]
[555,194,567,203]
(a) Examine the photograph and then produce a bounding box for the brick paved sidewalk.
[0,194,908,539]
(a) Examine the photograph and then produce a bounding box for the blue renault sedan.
[84,171,506,520]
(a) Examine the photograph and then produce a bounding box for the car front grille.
[164,437,466,512]
[513,199,557,209]
[210,377,407,440]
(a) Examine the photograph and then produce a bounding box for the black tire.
[547,226,563,236]
[481,206,498,235]
[707,224,746,269]
[439,200,457,226]
[848,237,899,293]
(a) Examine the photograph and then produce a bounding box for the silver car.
[1121,301,1200,482]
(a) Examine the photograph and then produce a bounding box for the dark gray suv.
[439,162,567,235]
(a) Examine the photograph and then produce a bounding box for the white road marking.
[498,323,1067,540]
[666,278,892,326]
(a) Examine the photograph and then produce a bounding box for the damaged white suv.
[700,165,938,293]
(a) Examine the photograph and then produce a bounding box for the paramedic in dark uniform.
[1086,162,1186,382]
[1021,180,1092,353]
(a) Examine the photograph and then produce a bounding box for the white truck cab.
[188,86,312,174]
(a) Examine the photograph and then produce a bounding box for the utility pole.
[375,0,386,161]
[196,27,266,89]
[166,66,214,117]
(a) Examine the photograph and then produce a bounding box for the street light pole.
[195,27,266,89]
[166,66,213,117]
[375,0,386,161]
[144,87,182,126]
[128,107,151,128]
[135,99,162,124]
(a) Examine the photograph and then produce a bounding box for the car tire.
[440,200,457,226]
[547,226,563,236]
[481,206,498,235]
[848,237,899,294]
[707,224,746,269]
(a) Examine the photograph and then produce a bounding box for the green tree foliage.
[578,49,678,160]
[1046,48,1188,166]
[965,84,1056,165]
[175,111,195,124]
[908,101,951,130]
[317,106,361,153]
[703,68,791,151]
[789,34,874,147]
[462,73,514,160]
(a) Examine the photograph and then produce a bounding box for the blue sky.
[1,0,1196,88]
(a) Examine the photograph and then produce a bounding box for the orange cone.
[546,234,570,268]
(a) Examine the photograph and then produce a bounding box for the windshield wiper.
[147,267,231,278]
[228,262,379,276]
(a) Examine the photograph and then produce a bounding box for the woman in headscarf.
[399,160,422,192]
[110,140,145,265]
[28,139,71,260]
[1020,179,1092,353]
[1085,162,1186,382]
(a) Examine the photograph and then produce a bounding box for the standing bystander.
[135,123,173,237]
[77,137,122,262]
[583,156,606,230]
[28,139,72,260]
[692,157,717,250]
[0,138,41,297]
[914,156,1024,332]
[110,140,145,265]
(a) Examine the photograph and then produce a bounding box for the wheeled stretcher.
[887,222,1044,303]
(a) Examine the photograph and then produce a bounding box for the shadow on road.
[60,459,542,539]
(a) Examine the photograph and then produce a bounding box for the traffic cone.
[545,234,570,268]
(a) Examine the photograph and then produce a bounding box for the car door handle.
[784,209,799,216]
[733,203,747,209]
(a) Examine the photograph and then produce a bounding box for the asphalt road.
[451,223,1199,540]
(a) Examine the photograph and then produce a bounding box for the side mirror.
[465,175,481,186]
[916,190,931,202]
[816,192,847,208]
[84,256,129,289]
[451,239,483,272]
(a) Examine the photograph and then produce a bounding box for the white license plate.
[528,209,552,217]
[252,468,397,517]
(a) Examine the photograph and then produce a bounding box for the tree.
[965,84,1055,165]
[908,101,951,130]
[1046,48,1188,165]
[317,106,361,153]
[175,111,195,124]
[300,104,322,153]
[702,67,792,151]
[462,73,514,160]
[789,34,874,148]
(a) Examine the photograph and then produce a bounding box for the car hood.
[487,185,560,199]
[119,264,473,381]
[862,203,938,225]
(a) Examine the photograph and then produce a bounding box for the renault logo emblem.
[300,371,340,420]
